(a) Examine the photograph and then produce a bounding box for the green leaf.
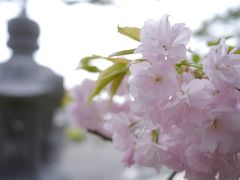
[234,49,240,54]
[228,46,240,54]
[108,49,136,57]
[88,62,129,102]
[207,39,221,46]
[118,26,140,41]
[175,63,183,75]
[110,72,127,99]
[228,46,234,53]
[93,55,129,63]
[207,36,232,46]
[151,129,160,144]
[78,56,101,72]
[102,64,128,79]
[192,54,200,64]
[175,60,202,76]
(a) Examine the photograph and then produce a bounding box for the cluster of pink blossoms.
[69,15,240,180]
[68,79,131,138]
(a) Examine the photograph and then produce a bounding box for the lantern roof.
[0,11,64,98]
[7,9,40,55]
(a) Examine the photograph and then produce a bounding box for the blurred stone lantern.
[0,9,64,179]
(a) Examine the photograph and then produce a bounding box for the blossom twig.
[88,129,112,141]
[167,171,177,180]
[181,62,203,69]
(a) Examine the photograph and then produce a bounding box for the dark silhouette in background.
[0,9,64,180]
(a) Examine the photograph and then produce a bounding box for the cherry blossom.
[202,38,240,93]
[135,15,191,65]
[70,15,240,180]
[68,79,131,138]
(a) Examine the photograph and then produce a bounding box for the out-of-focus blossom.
[68,79,130,138]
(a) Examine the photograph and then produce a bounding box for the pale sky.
[0,0,239,89]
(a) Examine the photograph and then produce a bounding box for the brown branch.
[88,129,177,180]
[167,171,177,180]
[87,129,112,141]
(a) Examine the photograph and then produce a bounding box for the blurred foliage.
[61,91,73,108]
[65,127,86,142]
[194,6,240,39]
